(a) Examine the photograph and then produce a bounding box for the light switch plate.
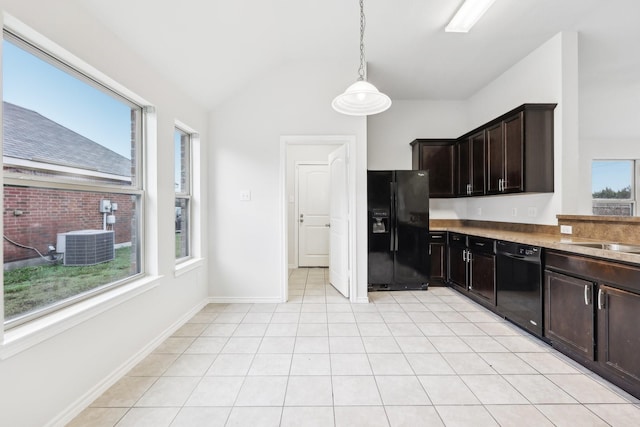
[239,190,251,201]
[560,225,573,234]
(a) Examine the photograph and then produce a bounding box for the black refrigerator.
[368,170,430,291]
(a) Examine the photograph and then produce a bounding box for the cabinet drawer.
[448,232,467,248]
[468,236,495,255]
[546,250,640,294]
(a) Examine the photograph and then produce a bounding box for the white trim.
[208,297,284,304]
[174,257,205,277]
[279,135,358,304]
[3,13,150,108]
[353,296,370,304]
[46,298,208,427]
[0,275,163,360]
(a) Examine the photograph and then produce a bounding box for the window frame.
[2,29,148,329]
[174,125,193,264]
[591,159,638,217]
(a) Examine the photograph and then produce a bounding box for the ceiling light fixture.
[332,0,391,116]
[445,0,497,33]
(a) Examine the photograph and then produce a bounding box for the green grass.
[3,247,134,320]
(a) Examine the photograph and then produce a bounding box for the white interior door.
[328,145,349,297]
[298,164,330,267]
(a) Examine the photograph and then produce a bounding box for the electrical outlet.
[512,207,517,217]
[239,190,251,201]
[560,225,573,234]
[527,207,537,217]
[476,207,482,216]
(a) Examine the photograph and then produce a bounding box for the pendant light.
[332,0,391,116]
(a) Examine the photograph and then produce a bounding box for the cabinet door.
[456,138,471,196]
[430,243,446,283]
[597,285,640,387]
[470,131,486,196]
[469,251,495,304]
[486,123,503,194]
[417,142,455,197]
[503,113,524,192]
[448,245,467,290]
[544,270,595,360]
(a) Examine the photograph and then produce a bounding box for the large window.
[175,127,192,261]
[2,32,144,326]
[592,160,637,216]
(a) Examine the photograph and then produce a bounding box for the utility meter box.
[99,199,111,213]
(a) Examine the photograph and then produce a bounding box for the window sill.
[174,257,204,278]
[0,275,163,360]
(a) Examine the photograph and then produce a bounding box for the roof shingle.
[3,101,131,177]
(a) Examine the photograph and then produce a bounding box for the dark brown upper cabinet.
[486,105,555,195]
[410,139,456,198]
[411,103,556,198]
[457,130,486,197]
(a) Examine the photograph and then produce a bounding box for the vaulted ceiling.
[77,0,640,110]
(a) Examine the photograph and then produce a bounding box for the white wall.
[368,32,579,225]
[0,1,209,426]
[367,99,470,219]
[209,60,368,303]
[466,31,579,224]
[578,85,640,213]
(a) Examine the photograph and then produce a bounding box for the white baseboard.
[353,296,370,304]
[48,298,209,427]
[208,296,283,304]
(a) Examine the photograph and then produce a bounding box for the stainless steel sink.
[564,242,640,254]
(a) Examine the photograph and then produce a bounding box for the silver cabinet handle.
[325,223,330,227]
[462,250,467,262]
[597,288,604,310]
[584,284,590,305]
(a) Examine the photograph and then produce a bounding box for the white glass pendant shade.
[332,79,392,116]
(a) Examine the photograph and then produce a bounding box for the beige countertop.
[431,226,640,265]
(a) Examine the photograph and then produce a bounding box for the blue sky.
[2,39,132,160]
[592,160,632,193]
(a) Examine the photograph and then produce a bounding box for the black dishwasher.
[496,241,543,338]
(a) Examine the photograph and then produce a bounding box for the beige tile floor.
[69,268,640,426]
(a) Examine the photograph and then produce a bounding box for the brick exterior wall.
[3,186,135,263]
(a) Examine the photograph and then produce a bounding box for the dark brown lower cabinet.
[545,249,640,398]
[597,285,640,395]
[446,233,495,306]
[429,232,447,285]
[448,244,467,291]
[469,251,495,303]
[544,270,595,360]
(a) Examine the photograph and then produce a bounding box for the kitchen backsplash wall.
[430,216,640,245]
[557,215,640,244]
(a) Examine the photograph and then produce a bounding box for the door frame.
[294,161,329,268]
[280,135,357,303]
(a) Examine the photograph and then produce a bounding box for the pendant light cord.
[358,0,366,81]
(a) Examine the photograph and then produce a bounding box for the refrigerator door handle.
[390,182,395,252]
[394,182,399,252]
